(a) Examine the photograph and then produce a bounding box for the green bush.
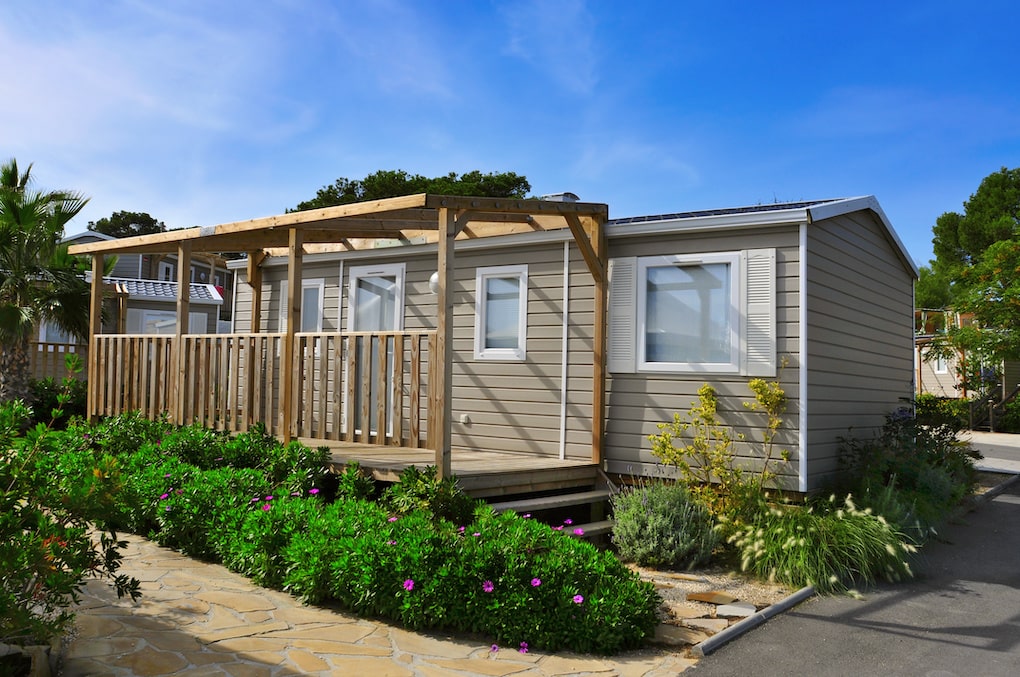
[217,493,324,588]
[0,401,139,647]
[157,423,228,469]
[723,494,916,594]
[154,467,271,560]
[611,481,718,569]
[89,411,173,457]
[29,376,86,428]
[913,394,969,431]
[381,465,479,525]
[282,501,659,654]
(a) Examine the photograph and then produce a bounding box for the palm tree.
[0,159,90,403]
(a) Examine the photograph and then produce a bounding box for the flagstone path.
[61,534,696,676]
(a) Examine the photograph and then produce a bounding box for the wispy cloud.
[499,0,599,95]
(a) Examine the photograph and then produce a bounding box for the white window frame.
[608,248,775,377]
[278,278,325,333]
[126,308,208,334]
[474,264,528,361]
[636,252,741,374]
[934,353,949,374]
[345,263,406,332]
[158,261,174,281]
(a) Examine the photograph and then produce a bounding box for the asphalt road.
[689,479,1020,677]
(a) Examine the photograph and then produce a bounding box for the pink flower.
[261,503,271,511]
[573,594,584,604]
[573,528,585,536]
[388,516,399,522]
[519,641,528,654]
[473,532,481,537]
[387,540,397,545]
[265,495,273,501]
[403,579,414,591]
[490,644,499,653]
[482,580,494,593]
[309,488,320,495]
[458,526,466,533]
[159,493,169,500]
[563,518,573,525]
[522,513,531,518]
[553,525,564,531]
[531,578,541,587]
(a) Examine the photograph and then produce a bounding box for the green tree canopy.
[0,159,90,403]
[922,167,1020,377]
[290,169,531,212]
[88,210,167,238]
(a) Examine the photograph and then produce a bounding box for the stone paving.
[62,534,697,676]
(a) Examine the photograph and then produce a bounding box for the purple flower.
[265,495,273,501]
[402,579,415,591]
[388,516,399,523]
[563,518,573,525]
[291,491,301,497]
[309,488,320,495]
[159,493,169,500]
[531,578,541,587]
[163,473,172,478]
[490,644,499,653]
[519,641,528,654]
[573,528,585,536]
[553,525,564,531]
[458,526,466,533]
[482,580,494,593]
[250,497,259,503]
[522,513,531,519]
[573,594,584,604]
[261,503,271,511]
[473,532,481,537]
[387,540,397,545]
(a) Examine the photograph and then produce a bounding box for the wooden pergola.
[68,194,610,478]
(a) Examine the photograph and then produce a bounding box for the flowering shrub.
[1,395,139,646]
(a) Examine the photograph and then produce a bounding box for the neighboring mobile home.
[69,194,917,494]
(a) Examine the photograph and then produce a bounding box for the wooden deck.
[305,439,601,499]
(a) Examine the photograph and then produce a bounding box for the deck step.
[488,488,613,514]
[569,519,614,538]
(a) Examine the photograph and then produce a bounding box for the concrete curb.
[972,471,1020,504]
[691,585,815,657]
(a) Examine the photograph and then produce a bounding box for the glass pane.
[301,286,319,332]
[645,262,730,363]
[484,276,520,349]
[354,275,397,331]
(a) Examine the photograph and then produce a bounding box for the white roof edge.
[62,230,115,243]
[806,196,919,278]
[605,206,811,238]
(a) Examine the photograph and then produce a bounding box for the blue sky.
[3,1,1018,268]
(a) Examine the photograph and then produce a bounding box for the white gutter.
[799,222,809,493]
[559,241,570,460]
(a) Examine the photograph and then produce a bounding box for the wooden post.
[432,207,455,479]
[590,215,608,464]
[87,255,104,422]
[172,241,192,423]
[282,229,303,443]
[245,251,264,430]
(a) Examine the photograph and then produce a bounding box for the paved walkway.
[62,535,696,676]
[965,430,1020,474]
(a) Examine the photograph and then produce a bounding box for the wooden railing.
[88,331,436,447]
[30,342,88,381]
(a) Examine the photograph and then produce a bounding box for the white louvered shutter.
[743,248,776,377]
[607,257,637,373]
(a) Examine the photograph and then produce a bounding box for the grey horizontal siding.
[603,226,802,490]
[805,211,915,491]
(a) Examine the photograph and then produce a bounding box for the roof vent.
[539,192,579,203]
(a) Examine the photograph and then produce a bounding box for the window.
[126,309,209,334]
[608,249,776,376]
[39,321,76,345]
[158,261,174,281]
[346,264,405,332]
[474,265,528,361]
[278,279,325,333]
[934,353,949,374]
